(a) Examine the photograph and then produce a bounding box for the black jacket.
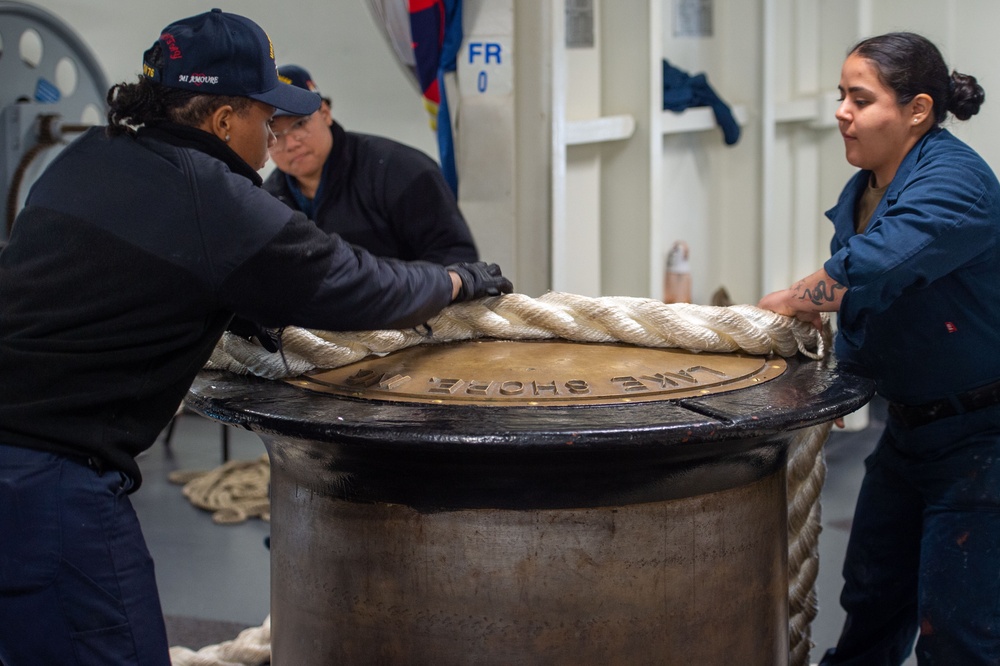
[263,121,478,264]
[0,124,453,486]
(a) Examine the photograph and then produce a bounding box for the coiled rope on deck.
[167,456,271,525]
[169,616,271,666]
[173,292,834,666]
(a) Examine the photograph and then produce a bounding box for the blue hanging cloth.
[409,0,463,196]
[662,59,740,146]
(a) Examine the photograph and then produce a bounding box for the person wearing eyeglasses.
[263,65,478,266]
[0,11,511,665]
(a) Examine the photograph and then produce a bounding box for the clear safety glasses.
[270,112,316,151]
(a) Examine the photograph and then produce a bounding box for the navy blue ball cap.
[142,8,321,116]
[277,65,321,95]
[273,65,323,117]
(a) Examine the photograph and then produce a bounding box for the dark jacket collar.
[826,127,945,243]
[138,121,263,187]
[324,120,349,196]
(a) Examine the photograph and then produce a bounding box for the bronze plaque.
[286,340,786,407]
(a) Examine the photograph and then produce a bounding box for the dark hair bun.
[949,71,985,121]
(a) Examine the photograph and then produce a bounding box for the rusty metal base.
[269,458,789,666]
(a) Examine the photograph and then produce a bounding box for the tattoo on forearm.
[795,280,844,306]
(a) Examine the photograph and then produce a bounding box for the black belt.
[889,378,1000,429]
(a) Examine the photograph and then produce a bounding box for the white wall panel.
[30,0,439,162]
[26,0,1000,306]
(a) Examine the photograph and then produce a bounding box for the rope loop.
[207,292,829,379]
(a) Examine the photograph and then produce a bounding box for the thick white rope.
[205,292,829,379]
[167,456,271,525]
[787,422,832,666]
[169,616,270,666]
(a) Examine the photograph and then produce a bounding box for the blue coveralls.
[819,128,1000,665]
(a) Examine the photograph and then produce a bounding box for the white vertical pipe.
[792,0,821,279]
[456,0,518,286]
[760,0,779,296]
[550,0,569,291]
[646,0,663,300]
[945,0,957,60]
[857,0,872,38]
[561,0,603,297]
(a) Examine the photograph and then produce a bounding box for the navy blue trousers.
[0,445,170,666]
[820,403,1000,665]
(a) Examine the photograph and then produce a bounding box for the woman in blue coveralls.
[759,32,1000,665]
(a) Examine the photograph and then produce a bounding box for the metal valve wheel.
[1,1,108,237]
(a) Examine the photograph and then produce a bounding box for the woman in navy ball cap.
[0,9,510,665]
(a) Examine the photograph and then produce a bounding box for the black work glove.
[227,315,282,353]
[447,261,514,302]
